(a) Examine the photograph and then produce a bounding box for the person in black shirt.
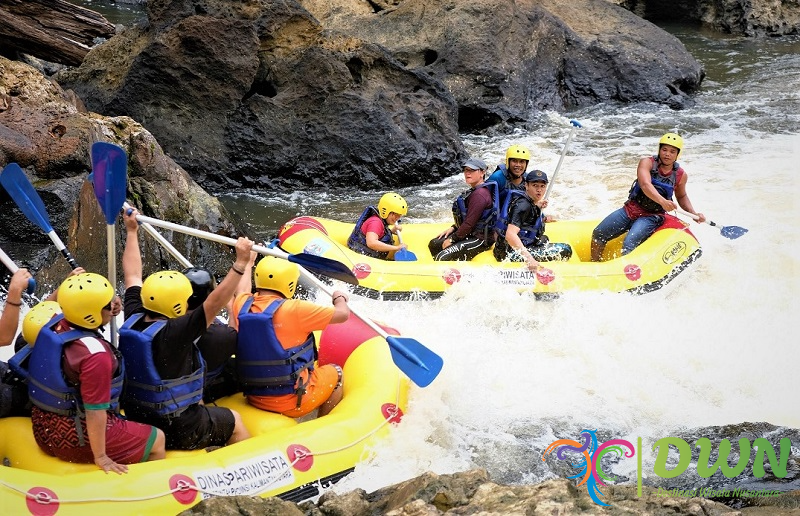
[493,170,572,270]
[120,208,253,450]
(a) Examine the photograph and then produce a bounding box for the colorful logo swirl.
[542,430,635,506]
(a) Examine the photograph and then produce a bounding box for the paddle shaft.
[104,225,118,346]
[544,119,582,201]
[134,214,414,346]
[299,261,396,341]
[0,246,36,295]
[677,208,717,227]
[124,203,193,268]
[131,212,315,267]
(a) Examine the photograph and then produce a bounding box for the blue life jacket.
[451,181,500,241]
[24,315,124,418]
[236,297,316,403]
[347,206,393,259]
[628,156,680,213]
[22,315,124,446]
[495,190,545,246]
[8,344,32,384]
[118,313,205,418]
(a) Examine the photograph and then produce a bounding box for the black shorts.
[140,404,235,450]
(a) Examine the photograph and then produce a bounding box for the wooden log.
[0,0,115,66]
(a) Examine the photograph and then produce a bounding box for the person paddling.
[591,133,706,261]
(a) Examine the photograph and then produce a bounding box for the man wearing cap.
[428,157,497,261]
[494,170,572,271]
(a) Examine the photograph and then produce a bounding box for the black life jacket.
[495,190,545,246]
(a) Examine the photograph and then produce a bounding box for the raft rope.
[2,370,406,507]
[284,218,699,281]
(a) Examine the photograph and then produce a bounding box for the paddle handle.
[544,119,582,201]
[125,204,193,268]
[0,246,36,295]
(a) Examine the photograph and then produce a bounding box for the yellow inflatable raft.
[278,215,702,299]
[0,316,409,515]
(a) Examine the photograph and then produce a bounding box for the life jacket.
[23,315,124,446]
[347,206,394,259]
[494,190,545,246]
[7,344,32,384]
[628,156,682,213]
[451,180,500,241]
[118,313,205,418]
[236,297,316,405]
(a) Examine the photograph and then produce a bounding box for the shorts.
[31,406,159,463]
[247,364,342,418]
[134,404,236,450]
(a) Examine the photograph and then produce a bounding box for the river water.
[7,4,800,499]
[231,24,799,494]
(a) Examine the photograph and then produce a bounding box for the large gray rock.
[300,0,705,132]
[0,56,237,293]
[54,0,465,192]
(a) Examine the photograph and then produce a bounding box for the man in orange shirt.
[231,257,350,418]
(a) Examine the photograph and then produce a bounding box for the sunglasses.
[102,302,113,311]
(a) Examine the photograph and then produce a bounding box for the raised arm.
[0,269,31,346]
[122,208,143,288]
[203,237,254,327]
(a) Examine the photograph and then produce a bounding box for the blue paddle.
[677,209,748,240]
[90,142,128,346]
[297,262,442,387]
[393,221,417,262]
[0,245,36,295]
[0,163,80,270]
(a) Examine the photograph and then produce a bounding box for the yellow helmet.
[22,301,62,345]
[659,133,683,154]
[254,256,299,298]
[377,192,408,219]
[141,270,193,318]
[505,144,531,168]
[57,273,114,329]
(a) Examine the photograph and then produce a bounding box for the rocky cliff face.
[54,0,466,192]
[300,0,705,133]
[0,56,235,292]
[53,0,707,192]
